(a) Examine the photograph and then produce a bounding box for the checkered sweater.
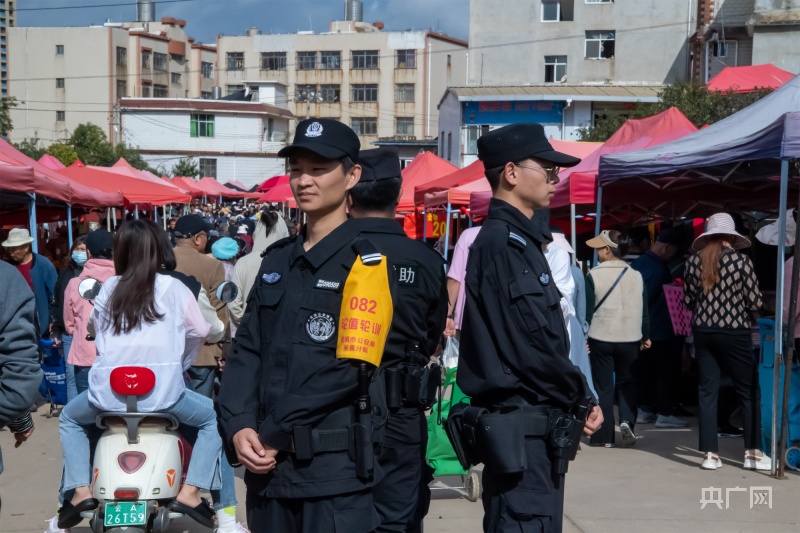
[683,249,762,331]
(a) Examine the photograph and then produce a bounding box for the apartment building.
[120,83,292,188]
[8,16,216,146]
[216,19,468,152]
[1,0,14,98]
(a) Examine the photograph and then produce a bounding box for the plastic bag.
[441,336,460,370]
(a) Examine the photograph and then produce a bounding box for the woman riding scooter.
[56,220,260,529]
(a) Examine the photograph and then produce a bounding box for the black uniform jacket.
[350,217,448,445]
[457,198,592,412]
[218,218,388,498]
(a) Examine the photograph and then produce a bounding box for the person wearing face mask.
[51,236,87,403]
[62,229,115,395]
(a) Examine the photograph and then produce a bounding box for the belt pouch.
[349,423,374,480]
[478,407,527,474]
[417,364,442,409]
[404,366,422,407]
[443,402,478,470]
[293,425,314,460]
[385,367,403,410]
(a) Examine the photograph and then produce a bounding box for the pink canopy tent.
[60,166,192,206]
[97,158,187,193]
[398,152,457,212]
[38,154,66,170]
[257,175,289,192]
[224,180,250,190]
[707,64,795,94]
[258,182,297,207]
[198,177,261,199]
[69,160,85,168]
[168,177,206,197]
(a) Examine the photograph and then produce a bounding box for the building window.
[55,78,65,89]
[226,84,244,95]
[154,52,167,71]
[265,117,275,141]
[142,85,151,98]
[544,55,567,83]
[55,44,64,55]
[115,46,127,67]
[296,84,318,102]
[396,49,416,69]
[396,117,414,136]
[297,51,317,70]
[320,51,341,70]
[226,52,244,71]
[352,83,378,102]
[464,125,491,155]
[447,132,452,161]
[351,50,379,70]
[320,84,341,102]
[201,61,213,78]
[542,0,574,21]
[56,110,65,121]
[710,40,736,58]
[351,117,378,136]
[585,30,615,59]
[171,72,181,85]
[395,83,415,103]
[199,158,217,178]
[586,0,613,3]
[116,80,127,100]
[153,84,168,97]
[170,54,183,63]
[190,113,215,138]
[261,52,286,71]
[141,50,151,69]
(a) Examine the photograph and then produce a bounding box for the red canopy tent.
[59,166,191,206]
[398,153,457,212]
[707,64,795,94]
[257,175,289,192]
[38,154,66,170]
[197,177,261,199]
[258,182,297,207]
[170,177,206,197]
[103,158,187,193]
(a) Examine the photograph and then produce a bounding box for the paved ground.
[1,410,798,532]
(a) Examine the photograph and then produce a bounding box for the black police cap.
[174,214,212,239]
[477,123,581,169]
[358,148,402,182]
[278,118,360,162]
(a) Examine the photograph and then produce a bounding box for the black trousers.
[588,339,639,445]
[637,337,682,415]
[694,330,761,452]
[482,436,564,533]
[245,489,379,533]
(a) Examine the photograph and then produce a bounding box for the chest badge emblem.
[262,272,281,285]
[539,273,550,285]
[306,312,336,343]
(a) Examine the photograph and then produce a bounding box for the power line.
[16,0,198,12]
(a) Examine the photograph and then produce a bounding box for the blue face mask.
[72,251,88,266]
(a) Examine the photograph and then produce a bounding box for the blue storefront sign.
[464,100,565,125]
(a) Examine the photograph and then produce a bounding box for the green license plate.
[104,501,147,527]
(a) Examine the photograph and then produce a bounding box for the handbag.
[593,267,628,313]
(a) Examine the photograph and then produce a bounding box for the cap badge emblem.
[306,312,336,343]
[539,273,550,285]
[305,122,323,138]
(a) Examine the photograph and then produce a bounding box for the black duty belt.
[290,406,353,460]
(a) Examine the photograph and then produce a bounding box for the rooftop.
[119,98,294,118]
[443,85,664,105]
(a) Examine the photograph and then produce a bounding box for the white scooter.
[76,278,238,533]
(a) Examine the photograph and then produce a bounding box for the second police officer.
[217,119,394,533]
[348,148,449,532]
[454,123,603,533]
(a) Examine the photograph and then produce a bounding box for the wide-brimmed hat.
[2,228,34,247]
[586,230,618,250]
[692,213,751,251]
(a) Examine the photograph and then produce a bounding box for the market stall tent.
[398,152,457,212]
[60,166,192,206]
[707,64,795,94]
[38,154,66,170]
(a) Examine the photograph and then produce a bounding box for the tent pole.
[135,205,139,220]
[771,159,789,476]
[67,204,73,249]
[423,208,428,242]
[593,186,603,266]
[570,203,577,266]
[154,206,158,223]
[28,193,38,253]
[163,209,168,230]
[112,208,117,230]
[444,202,452,261]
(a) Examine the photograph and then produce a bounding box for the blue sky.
[18,0,471,44]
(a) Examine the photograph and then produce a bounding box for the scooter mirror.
[216,281,238,304]
[78,278,103,300]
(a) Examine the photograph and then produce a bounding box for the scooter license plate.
[103,501,147,527]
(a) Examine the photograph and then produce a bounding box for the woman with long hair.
[55,220,240,530]
[684,213,768,470]
[585,229,650,448]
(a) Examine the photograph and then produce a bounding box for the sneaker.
[619,422,637,447]
[44,516,70,533]
[743,451,773,471]
[701,452,723,470]
[636,409,657,424]
[216,523,250,533]
[655,414,689,428]
[718,426,744,438]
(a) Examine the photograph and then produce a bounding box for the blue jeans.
[74,366,91,396]
[59,390,222,492]
[62,335,78,403]
[186,366,217,398]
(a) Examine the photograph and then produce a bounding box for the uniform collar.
[487,198,550,245]
[349,217,406,236]
[289,218,362,269]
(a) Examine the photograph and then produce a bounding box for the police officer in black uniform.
[217,119,389,533]
[348,148,448,532]
[456,123,603,533]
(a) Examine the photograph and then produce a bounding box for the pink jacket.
[64,259,116,366]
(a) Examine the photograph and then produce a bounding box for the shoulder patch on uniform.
[508,231,527,249]
[306,312,336,343]
[260,235,294,258]
[396,264,418,286]
[539,273,550,285]
[261,272,281,285]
